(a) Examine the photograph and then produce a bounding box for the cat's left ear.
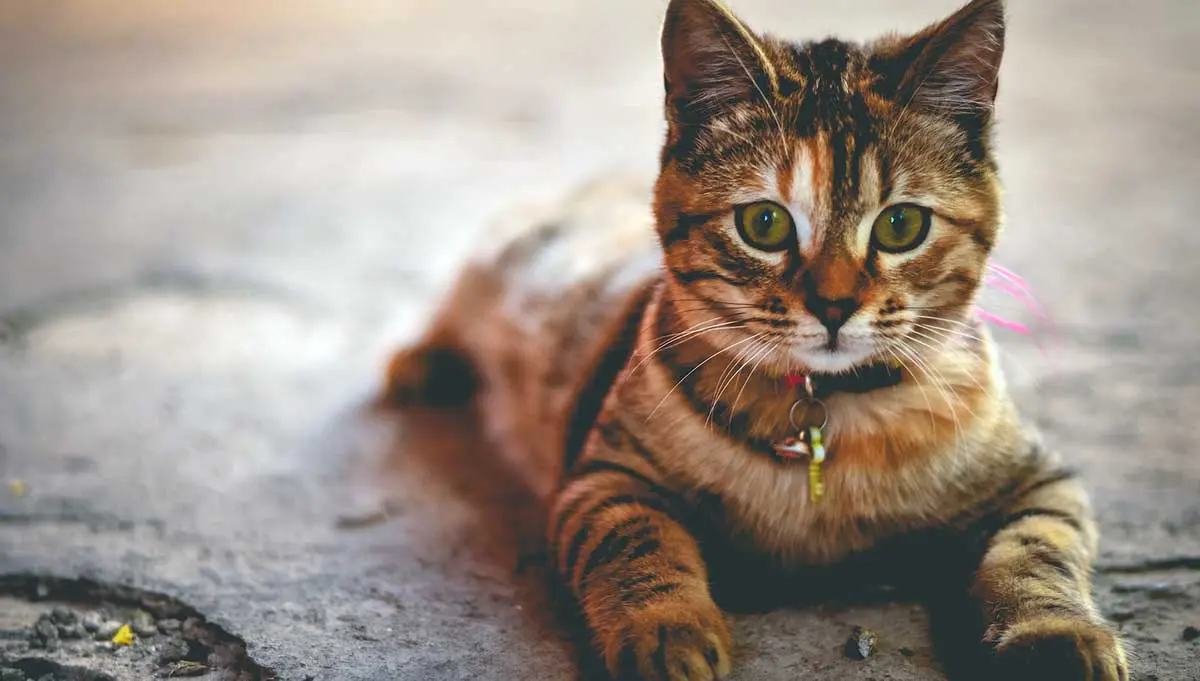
[871,0,1006,119]
[661,0,778,122]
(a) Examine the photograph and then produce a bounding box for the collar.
[775,361,904,502]
[783,361,904,398]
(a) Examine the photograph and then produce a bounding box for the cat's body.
[389,177,663,499]
[385,1,1127,679]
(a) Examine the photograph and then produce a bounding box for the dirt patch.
[0,576,272,681]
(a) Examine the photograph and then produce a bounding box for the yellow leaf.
[7,480,26,498]
[111,624,135,646]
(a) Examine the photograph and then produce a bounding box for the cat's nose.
[804,295,859,336]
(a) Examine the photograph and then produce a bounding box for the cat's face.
[654,0,1004,375]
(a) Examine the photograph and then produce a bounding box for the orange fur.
[383,1,1126,679]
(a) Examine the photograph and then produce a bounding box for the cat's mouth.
[786,332,877,374]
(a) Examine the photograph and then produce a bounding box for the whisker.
[883,345,937,433]
[892,340,972,442]
[646,333,768,422]
[909,318,983,345]
[707,337,759,426]
[628,320,749,377]
[903,327,991,398]
[902,338,974,422]
[730,338,781,427]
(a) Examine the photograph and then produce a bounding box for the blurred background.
[0,1,1197,680]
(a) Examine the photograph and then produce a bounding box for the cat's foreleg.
[972,471,1128,680]
[551,421,731,681]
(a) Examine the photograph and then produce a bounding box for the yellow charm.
[807,425,826,502]
[111,624,135,646]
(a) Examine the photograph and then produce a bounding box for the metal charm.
[772,435,811,460]
[807,425,826,503]
[773,379,831,502]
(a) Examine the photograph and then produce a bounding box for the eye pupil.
[756,209,775,233]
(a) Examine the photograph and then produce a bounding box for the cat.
[383,0,1128,679]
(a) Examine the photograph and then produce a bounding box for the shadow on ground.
[357,399,988,681]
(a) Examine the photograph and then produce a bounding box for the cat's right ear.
[661,0,777,122]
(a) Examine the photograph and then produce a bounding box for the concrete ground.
[0,1,1197,679]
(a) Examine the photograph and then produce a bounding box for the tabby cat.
[384,0,1128,679]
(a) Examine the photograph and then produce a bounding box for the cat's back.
[448,175,663,498]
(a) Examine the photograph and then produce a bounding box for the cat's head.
[654,0,1004,375]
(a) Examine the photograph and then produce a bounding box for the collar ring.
[788,397,828,432]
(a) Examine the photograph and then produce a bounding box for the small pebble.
[157,618,181,634]
[95,620,123,640]
[845,625,878,661]
[157,637,190,664]
[50,605,77,625]
[1183,626,1200,642]
[57,623,86,640]
[131,611,157,637]
[81,611,103,633]
[899,646,916,657]
[32,616,58,646]
[43,637,60,653]
[34,583,48,600]
[181,617,202,635]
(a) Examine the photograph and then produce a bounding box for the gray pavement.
[0,1,1197,679]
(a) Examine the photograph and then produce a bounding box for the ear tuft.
[661,0,776,121]
[873,0,1006,119]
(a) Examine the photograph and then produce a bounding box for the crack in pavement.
[0,268,319,345]
[1098,556,1200,575]
[0,512,142,534]
[0,574,275,681]
[2,656,118,681]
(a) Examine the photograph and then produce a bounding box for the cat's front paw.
[992,617,1128,681]
[604,601,732,681]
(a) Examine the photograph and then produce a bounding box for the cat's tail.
[380,269,491,408]
[382,338,477,408]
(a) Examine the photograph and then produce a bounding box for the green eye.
[736,201,794,251]
[871,204,932,253]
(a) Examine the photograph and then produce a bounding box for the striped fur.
[383,1,1126,679]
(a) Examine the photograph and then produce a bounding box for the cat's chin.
[788,345,877,375]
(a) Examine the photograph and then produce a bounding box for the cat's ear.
[871,0,1005,119]
[661,0,777,122]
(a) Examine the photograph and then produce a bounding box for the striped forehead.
[769,136,883,254]
[785,41,881,210]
